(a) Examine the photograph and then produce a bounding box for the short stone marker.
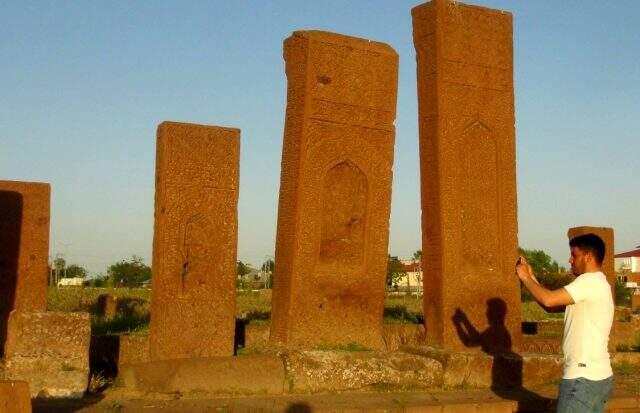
[0,181,50,356]
[97,294,118,321]
[4,311,90,398]
[149,121,239,360]
[413,0,522,351]
[271,31,398,349]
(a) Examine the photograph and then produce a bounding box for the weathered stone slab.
[0,181,50,356]
[567,226,615,297]
[412,0,521,352]
[285,350,443,393]
[405,346,562,389]
[119,335,150,367]
[271,30,398,349]
[0,381,31,413]
[149,121,239,361]
[4,311,90,398]
[120,355,286,395]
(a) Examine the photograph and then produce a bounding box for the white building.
[615,247,640,273]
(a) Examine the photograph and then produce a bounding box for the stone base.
[120,354,286,395]
[120,350,444,395]
[403,346,563,389]
[4,311,90,398]
[0,381,31,413]
[285,350,443,393]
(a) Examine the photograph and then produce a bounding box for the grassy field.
[48,288,561,335]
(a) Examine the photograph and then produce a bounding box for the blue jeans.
[557,376,614,413]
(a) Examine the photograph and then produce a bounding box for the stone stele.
[4,311,90,398]
[567,226,615,298]
[0,180,50,357]
[413,0,522,351]
[270,31,398,349]
[149,121,239,360]
[0,381,31,413]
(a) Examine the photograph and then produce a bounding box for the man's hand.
[515,255,534,282]
[516,255,574,308]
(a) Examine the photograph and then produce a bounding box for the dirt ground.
[32,370,640,413]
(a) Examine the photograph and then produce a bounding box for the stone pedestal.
[271,31,398,349]
[149,121,239,360]
[413,0,521,351]
[4,311,90,398]
[0,181,50,356]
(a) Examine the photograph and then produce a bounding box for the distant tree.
[519,248,572,301]
[107,255,151,287]
[412,250,423,294]
[64,264,88,279]
[237,261,252,277]
[519,248,566,275]
[386,255,406,288]
[261,259,275,273]
[86,275,110,288]
[53,256,66,271]
[261,259,275,289]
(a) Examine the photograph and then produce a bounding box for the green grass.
[521,301,564,321]
[47,288,564,336]
[612,361,640,376]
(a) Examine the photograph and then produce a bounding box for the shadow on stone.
[234,318,247,355]
[285,402,313,412]
[452,298,554,409]
[32,394,105,413]
[0,190,22,358]
[89,335,120,390]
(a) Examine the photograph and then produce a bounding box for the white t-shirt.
[562,271,613,380]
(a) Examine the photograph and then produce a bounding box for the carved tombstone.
[0,181,49,357]
[413,0,522,351]
[270,31,398,349]
[149,121,239,360]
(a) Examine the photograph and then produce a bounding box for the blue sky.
[1,1,638,275]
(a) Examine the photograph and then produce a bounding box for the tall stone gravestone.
[413,0,522,351]
[270,31,398,349]
[149,121,239,360]
[0,181,49,357]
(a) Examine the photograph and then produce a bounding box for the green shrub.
[521,272,574,302]
[615,280,632,306]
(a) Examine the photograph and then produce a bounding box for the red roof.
[615,248,640,258]
[402,262,420,272]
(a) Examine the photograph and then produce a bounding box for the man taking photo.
[516,233,614,412]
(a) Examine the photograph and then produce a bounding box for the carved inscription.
[461,121,499,273]
[149,121,239,360]
[319,161,367,265]
[270,31,397,349]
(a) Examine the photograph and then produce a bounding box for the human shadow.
[0,190,22,357]
[451,298,553,409]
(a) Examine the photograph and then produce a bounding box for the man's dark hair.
[569,233,605,265]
